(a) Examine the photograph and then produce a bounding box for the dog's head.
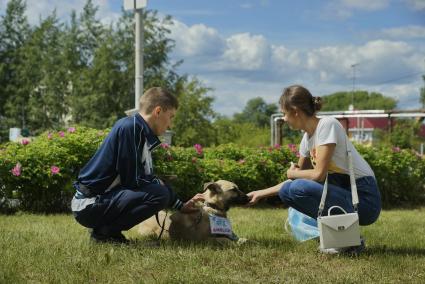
[202,180,249,212]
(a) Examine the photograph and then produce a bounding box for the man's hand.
[180,193,205,213]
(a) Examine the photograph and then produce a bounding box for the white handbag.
[317,136,361,249]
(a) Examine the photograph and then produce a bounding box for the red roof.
[338,118,425,137]
[345,117,392,129]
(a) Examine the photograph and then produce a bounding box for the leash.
[155,210,169,241]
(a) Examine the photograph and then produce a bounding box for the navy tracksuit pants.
[74,183,170,234]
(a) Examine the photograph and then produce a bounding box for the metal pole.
[135,9,144,110]
[351,63,358,108]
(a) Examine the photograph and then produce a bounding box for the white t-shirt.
[299,117,374,179]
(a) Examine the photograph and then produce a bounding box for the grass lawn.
[1,207,425,283]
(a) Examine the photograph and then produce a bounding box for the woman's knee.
[279,179,321,203]
[359,208,381,226]
[278,180,293,202]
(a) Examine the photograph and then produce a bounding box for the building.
[270,110,425,146]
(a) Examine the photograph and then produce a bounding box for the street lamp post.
[350,63,358,110]
[124,0,148,116]
[350,63,360,140]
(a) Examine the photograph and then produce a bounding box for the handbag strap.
[318,130,359,217]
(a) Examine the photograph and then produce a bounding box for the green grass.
[1,208,425,283]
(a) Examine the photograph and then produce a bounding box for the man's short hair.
[139,87,179,113]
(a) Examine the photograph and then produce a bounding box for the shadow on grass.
[365,245,425,257]
[129,235,295,250]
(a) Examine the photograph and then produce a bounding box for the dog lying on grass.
[137,180,249,244]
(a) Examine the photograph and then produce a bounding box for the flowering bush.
[0,126,107,212]
[0,128,424,213]
[154,143,297,199]
[357,144,425,206]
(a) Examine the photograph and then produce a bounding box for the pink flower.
[47,132,53,140]
[11,163,22,176]
[58,131,65,138]
[274,144,281,149]
[21,138,30,145]
[67,127,76,133]
[238,159,245,164]
[392,147,401,153]
[161,143,170,149]
[51,166,60,175]
[194,144,203,155]
[288,144,298,153]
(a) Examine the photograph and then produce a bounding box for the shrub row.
[0,127,424,213]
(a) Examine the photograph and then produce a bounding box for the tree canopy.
[0,0,216,146]
[321,90,397,111]
[233,97,278,127]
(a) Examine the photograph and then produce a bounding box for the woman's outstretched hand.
[247,190,264,206]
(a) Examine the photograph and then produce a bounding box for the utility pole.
[422,59,425,109]
[351,63,358,109]
[124,0,148,116]
[350,63,359,141]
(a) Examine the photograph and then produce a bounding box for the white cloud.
[168,20,225,57]
[168,23,277,76]
[271,45,301,67]
[219,33,270,70]
[167,19,423,113]
[304,40,420,84]
[382,25,425,39]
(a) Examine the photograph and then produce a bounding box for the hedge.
[0,127,424,213]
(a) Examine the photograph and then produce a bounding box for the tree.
[0,0,217,141]
[4,11,69,134]
[25,12,68,132]
[233,97,278,127]
[71,31,125,128]
[322,91,397,111]
[70,8,186,128]
[420,75,425,109]
[172,78,217,147]
[0,0,30,130]
[78,0,104,67]
[390,119,414,149]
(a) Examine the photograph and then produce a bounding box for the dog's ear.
[203,182,223,194]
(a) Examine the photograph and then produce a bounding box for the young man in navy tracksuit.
[71,87,204,243]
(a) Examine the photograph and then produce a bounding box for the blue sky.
[2,0,425,115]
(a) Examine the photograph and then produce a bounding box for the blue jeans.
[278,175,381,226]
[74,183,170,234]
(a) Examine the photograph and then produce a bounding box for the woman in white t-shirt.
[247,85,381,247]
